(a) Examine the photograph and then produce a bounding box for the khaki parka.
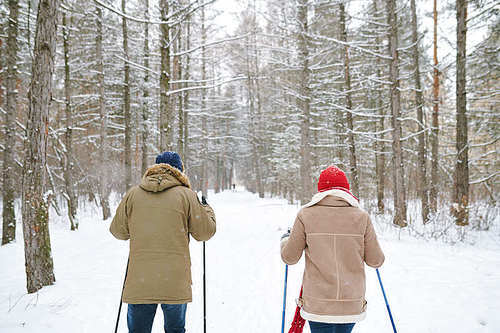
[110,163,216,304]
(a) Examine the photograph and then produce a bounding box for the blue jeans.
[308,321,355,333]
[127,303,187,333]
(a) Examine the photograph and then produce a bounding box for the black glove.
[201,196,208,205]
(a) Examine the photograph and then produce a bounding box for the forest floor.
[0,189,499,332]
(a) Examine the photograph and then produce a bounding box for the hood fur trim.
[143,163,191,189]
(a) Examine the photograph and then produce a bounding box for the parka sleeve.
[188,192,216,241]
[280,213,306,265]
[363,214,385,268]
[109,190,132,240]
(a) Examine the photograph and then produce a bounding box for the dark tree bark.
[176,32,184,160]
[453,0,469,226]
[201,4,208,198]
[62,12,78,230]
[386,0,407,227]
[183,14,191,172]
[430,0,440,214]
[339,3,359,196]
[373,0,385,214]
[410,0,430,224]
[122,0,132,191]
[22,0,60,293]
[297,0,313,204]
[159,0,172,151]
[96,6,110,220]
[2,0,19,245]
[141,0,150,175]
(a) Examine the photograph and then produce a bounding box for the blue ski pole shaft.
[281,264,288,333]
[376,268,397,333]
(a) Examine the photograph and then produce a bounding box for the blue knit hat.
[155,151,183,172]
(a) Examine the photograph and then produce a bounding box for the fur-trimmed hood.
[139,163,191,192]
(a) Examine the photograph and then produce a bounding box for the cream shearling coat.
[281,190,384,323]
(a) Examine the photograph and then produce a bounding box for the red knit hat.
[317,165,350,192]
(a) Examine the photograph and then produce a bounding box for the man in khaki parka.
[110,151,216,333]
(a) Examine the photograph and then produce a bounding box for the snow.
[1,189,500,332]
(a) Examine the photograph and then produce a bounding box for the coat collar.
[302,189,360,209]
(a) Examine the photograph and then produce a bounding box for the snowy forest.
[0,0,499,331]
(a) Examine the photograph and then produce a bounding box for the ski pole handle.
[281,264,288,333]
[376,268,398,333]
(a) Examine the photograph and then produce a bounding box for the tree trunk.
[386,0,407,227]
[96,6,110,220]
[430,0,440,214]
[2,0,19,245]
[141,0,150,175]
[410,0,430,224]
[183,15,191,172]
[176,27,184,159]
[297,0,313,205]
[201,4,208,198]
[122,0,132,191]
[22,0,60,293]
[62,12,78,230]
[339,3,359,197]
[159,0,172,151]
[372,0,385,214]
[453,0,469,226]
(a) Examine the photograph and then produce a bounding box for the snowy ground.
[1,189,499,332]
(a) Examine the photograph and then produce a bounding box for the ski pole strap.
[288,287,305,333]
[376,268,398,333]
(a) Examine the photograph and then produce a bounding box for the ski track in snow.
[0,190,499,332]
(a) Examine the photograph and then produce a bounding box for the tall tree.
[372,0,386,214]
[410,0,430,223]
[62,11,78,230]
[159,0,172,151]
[2,0,19,245]
[122,0,132,191]
[183,14,191,171]
[141,0,150,175]
[22,0,60,293]
[339,2,359,196]
[96,6,111,220]
[386,0,407,227]
[453,0,469,226]
[430,0,440,214]
[297,0,313,204]
[201,3,208,198]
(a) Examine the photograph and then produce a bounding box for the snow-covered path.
[1,190,499,332]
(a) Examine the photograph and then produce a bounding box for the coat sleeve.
[109,190,132,240]
[188,192,216,241]
[280,213,306,265]
[363,214,385,268]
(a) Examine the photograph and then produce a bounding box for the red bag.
[288,287,306,333]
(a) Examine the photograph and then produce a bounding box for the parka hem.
[123,297,192,304]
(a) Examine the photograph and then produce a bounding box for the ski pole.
[376,268,398,333]
[203,241,207,333]
[114,258,129,333]
[281,264,288,333]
